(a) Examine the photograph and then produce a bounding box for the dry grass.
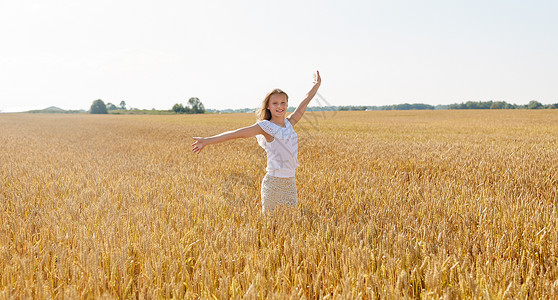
[1,110,557,299]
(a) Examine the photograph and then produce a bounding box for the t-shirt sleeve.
[257,120,277,137]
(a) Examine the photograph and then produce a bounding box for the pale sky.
[1,0,557,112]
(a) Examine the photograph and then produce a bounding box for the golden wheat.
[1,110,557,298]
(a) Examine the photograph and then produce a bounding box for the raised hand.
[313,70,321,86]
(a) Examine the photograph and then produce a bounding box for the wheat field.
[1,110,557,299]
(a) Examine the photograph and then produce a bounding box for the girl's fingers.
[191,137,204,153]
[192,144,203,153]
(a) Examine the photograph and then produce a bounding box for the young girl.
[192,71,321,213]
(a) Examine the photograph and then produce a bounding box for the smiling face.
[267,93,288,119]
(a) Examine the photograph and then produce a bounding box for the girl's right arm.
[192,123,264,154]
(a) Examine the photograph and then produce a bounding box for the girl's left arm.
[191,123,264,154]
[287,70,321,126]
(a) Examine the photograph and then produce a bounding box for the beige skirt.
[261,174,297,213]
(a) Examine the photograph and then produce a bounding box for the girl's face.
[267,93,288,119]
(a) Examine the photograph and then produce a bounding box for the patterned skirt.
[261,174,297,213]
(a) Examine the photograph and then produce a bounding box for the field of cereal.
[1,110,557,298]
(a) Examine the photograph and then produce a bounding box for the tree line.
[331,101,558,111]
[288,101,558,112]
[447,100,557,110]
[88,98,557,114]
[90,98,206,114]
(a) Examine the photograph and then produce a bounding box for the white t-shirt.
[256,119,299,178]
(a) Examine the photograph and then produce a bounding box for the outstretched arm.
[192,123,264,154]
[287,70,321,126]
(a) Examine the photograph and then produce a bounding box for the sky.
[1,0,557,112]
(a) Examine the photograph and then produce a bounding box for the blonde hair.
[256,88,289,121]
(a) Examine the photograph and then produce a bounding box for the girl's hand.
[192,137,207,154]
[313,70,321,86]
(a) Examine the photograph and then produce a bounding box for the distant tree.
[450,101,502,110]
[120,101,127,110]
[548,103,558,109]
[490,101,505,109]
[504,102,518,109]
[172,103,186,113]
[465,101,477,109]
[90,99,108,114]
[106,102,118,111]
[528,100,543,109]
[172,98,205,114]
[449,102,467,109]
[188,97,205,114]
[391,103,434,110]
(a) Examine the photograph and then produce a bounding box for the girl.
[192,71,321,213]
